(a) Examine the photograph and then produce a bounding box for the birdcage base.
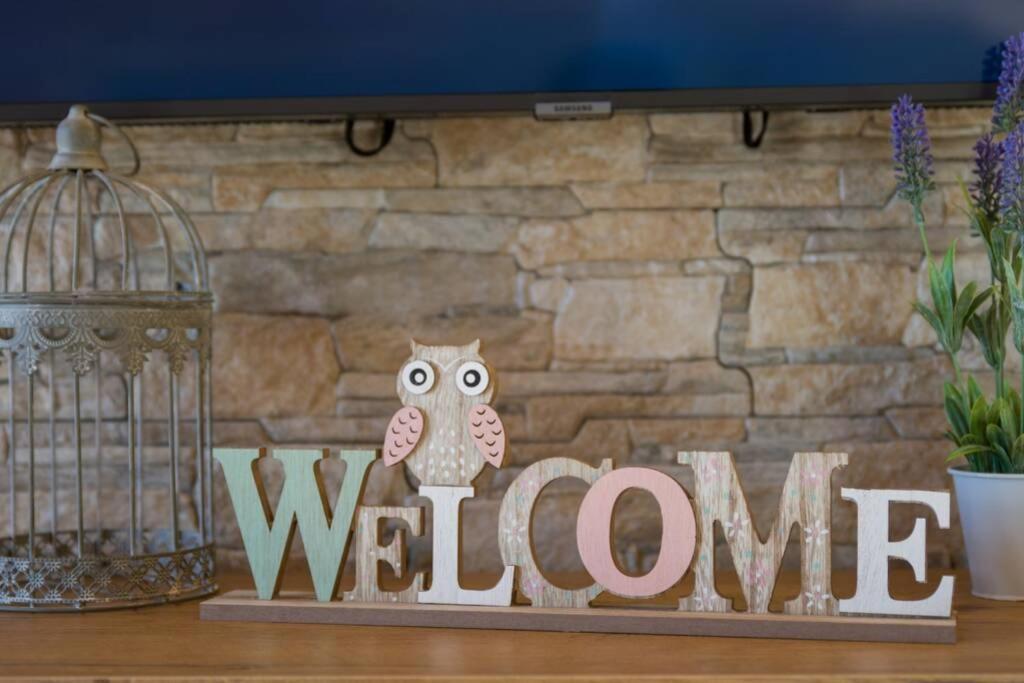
[0,529,217,611]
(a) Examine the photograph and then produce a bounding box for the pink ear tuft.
[383,406,424,466]
[467,404,506,468]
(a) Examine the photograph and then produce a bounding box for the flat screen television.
[0,1,1019,123]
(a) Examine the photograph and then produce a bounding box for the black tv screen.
[0,1,1019,122]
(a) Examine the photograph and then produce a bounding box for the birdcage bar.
[195,352,206,545]
[73,374,83,557]
[7,354,15,541]
[45,176,72,291]
[71,172,82,289]
[115,177,209,288]
[8,177,51,248]
[3,179,50,291]
[21,179,56,287]
[135,371,145,551]
[92,171,130,288]
[0,176,41,292]
[126,373,136,555]
[168,368,179,551]
[93,357,101,531]
[110,180,173,289]
[26,373,34,561]
[47,349,56,536]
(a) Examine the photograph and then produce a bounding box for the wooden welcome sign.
[200,341,957,643]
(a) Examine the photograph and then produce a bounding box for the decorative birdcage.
[0,105,216,609]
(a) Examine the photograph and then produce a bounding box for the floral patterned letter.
[678,451,847,615]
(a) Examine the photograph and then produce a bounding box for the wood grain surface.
[416,485,515,606]
[840,488,955,618]
[498,457,613,608]
[213,448,375,602]
[0,568,1019,681]
[678,451,847,616]
[201,590,955,643]
[341,505,424,603]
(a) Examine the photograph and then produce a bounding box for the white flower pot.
[950,466,1024,600]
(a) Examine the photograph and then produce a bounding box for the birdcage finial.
[48,105,107,171]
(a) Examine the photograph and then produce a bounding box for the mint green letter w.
[214,448,376,602]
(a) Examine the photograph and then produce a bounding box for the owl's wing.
[468,404,506,468]
[383,406,424,466]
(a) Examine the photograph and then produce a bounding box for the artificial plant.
[894,33,1024,473]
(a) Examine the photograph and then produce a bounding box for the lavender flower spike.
[1001,122,1024,234]
[994,33,1024,133]
[891,94,935,210]
[971,133,1003,220]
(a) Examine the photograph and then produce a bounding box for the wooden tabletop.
[1,568,1022,681]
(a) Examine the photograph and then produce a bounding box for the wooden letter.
[343,506,425,603]
[418,485,515,606]
[576,467,695,599]
[839,488,955,618]
[678,451,846,615]
[213,448,375,602]
[498,457,613,608]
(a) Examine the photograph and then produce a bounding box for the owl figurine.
[383,339,506,486]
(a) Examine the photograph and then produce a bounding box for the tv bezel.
[0,82,996,124]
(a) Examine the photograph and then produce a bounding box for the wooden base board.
[200,590,957,644]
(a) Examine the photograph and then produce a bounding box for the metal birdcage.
[0,105,216,609]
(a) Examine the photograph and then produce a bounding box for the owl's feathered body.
[384,340,506,487]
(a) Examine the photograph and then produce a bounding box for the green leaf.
[1013,434,1024,469]
[942,243,957,296]
[946,444,993,463]
[967,376,984,407]
[967,300,1007,371]
[1009,388,1023,418]
[1003,257,1024,354]
[944,392,969,436]
[960,432,984,447]
[927,258,953,337]
[954,280,977,318]
[996,451,1014,473]
[962,284,992,323]
[987,423,1012,457]
[946,380,964,405]
[913,302,945,342]
[1000,398,1018,440]
[969,396,989,440]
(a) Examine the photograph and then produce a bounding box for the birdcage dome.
[0,105,216,610]
[7,105,208,291]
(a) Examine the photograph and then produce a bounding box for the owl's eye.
[401,360,435,395]
[455,361,489,396]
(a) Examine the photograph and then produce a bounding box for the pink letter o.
[576,467,696,598]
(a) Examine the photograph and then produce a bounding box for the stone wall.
[5,107,992,576]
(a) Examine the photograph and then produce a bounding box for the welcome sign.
[200,343,957,643]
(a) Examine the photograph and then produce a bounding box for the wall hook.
[345,118,395,157]
[742,109,769,149]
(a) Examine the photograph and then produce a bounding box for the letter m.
[678,451,847,615]
[214,448,375,602]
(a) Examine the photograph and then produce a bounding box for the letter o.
[576,467,696,598]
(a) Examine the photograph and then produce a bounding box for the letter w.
[214,448,375,602]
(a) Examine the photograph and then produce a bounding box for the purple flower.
[1001,122,1024,232]
[972,133,1003,219]
[994,33,1024,133]
[891,94,934,207]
